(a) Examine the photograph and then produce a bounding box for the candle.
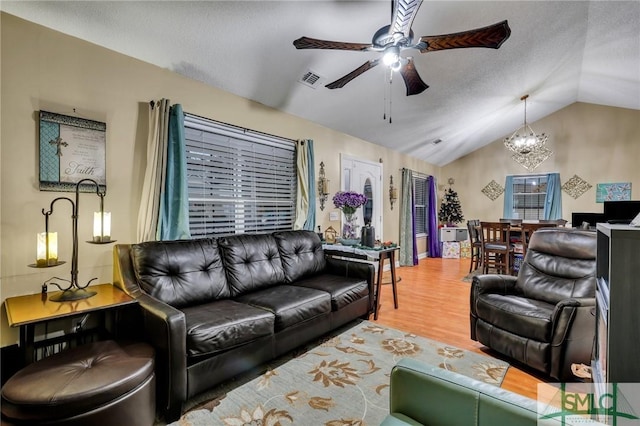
[36,232,58,266]
[93,211,111,242]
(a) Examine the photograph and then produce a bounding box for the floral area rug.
[167,319,509,426]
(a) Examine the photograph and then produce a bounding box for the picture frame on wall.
[38,110,106,192]
[595,182,631,203]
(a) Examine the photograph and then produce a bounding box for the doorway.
[340,155,383,241]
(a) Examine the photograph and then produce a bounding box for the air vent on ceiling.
[298,70,324,89]
[432,138,443,145]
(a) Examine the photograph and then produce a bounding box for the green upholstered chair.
[382,358,539,426]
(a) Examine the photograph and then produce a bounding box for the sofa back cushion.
[130,238,230,308]
[516,228,596,304]
[273,230,326,282]
[217,233,285,296]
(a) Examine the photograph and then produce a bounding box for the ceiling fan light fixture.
[504,94,547,155]
[382,46,400,67]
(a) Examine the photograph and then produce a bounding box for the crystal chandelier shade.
[504,94,547,155]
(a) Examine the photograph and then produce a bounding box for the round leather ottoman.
[1,340,155,426]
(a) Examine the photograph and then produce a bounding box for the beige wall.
[442,103,640,224]
[0,13,438,347]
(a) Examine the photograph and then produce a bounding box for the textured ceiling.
[3,1,639,166]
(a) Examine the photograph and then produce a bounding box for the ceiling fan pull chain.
[389,71,393,124]
[383,68,388,120]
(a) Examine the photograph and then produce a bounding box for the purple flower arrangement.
[332,191,367,215]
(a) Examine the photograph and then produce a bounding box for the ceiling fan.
[293,0,511,96]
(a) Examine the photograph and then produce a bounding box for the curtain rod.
[401,168,430,179]
[148,100,298,144]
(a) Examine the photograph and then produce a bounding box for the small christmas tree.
[438,187,464,225]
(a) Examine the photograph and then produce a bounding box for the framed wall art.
[39,110,106,192]
[595,182,631,203]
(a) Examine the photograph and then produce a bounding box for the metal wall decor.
[562,175,592,199]
[389,175,398,210]
[481,180,504,201]
[317,161,330,210]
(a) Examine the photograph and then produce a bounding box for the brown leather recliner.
[470,228,596,381]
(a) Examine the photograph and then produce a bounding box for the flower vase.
[341,213,359,245]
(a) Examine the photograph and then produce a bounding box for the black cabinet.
[592,224,640,387]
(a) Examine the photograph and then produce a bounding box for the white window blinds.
[413,176,428,235]
[184,114,296,237]
[512,174,547,220]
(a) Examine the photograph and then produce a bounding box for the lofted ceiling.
[3,1,639,166]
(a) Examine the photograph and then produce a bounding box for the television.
[603,200,640,224]
[571,212,605,228]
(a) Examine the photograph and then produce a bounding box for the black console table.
[323,244,399,320]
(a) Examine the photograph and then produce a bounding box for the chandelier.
[504,94,547,155]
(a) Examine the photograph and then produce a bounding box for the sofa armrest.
[470,274,518,321]
[471,274,518,295]
[550,297,596,380]
[383,358,538,426]
[325,257,376,312]
[113,244,187,417]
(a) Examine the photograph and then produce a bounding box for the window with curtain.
[183,113,297,237]
[511,174,548,220]
[413,175,428,235]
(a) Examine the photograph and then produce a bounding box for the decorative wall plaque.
[481,180,504,201]
[562,175,592,199]
[39,111,107,192]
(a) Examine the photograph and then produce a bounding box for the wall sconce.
[29,178,115,302]
[389,175,398,210]
[317,161,330,211]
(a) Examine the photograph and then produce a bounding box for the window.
[413,175,428,235]
[512,174,547,220]
[184,114,296,237]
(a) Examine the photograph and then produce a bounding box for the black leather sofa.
[113,230,374,421]
[470,228,596,381]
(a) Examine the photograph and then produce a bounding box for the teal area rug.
[168,320,509,425]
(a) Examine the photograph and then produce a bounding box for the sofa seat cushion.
[182,300,275,357]
[475,293,554,342]
[293,274,369,311]
[236,285,331,331]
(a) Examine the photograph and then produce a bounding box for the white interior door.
[340,155,383,241]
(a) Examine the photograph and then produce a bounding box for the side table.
[4,283,136,365]
[323,244,400,320]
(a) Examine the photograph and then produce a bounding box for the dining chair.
[480,221,514,275]
[518,222,558,258]
[466,219,482,273]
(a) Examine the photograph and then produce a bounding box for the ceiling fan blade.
[390,0,423,38]
[293,37,372,51]
[418,20,511,52]
[325,59,381,89]
[399,58,428,96]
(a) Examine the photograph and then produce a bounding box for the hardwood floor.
[372,256,552,400]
